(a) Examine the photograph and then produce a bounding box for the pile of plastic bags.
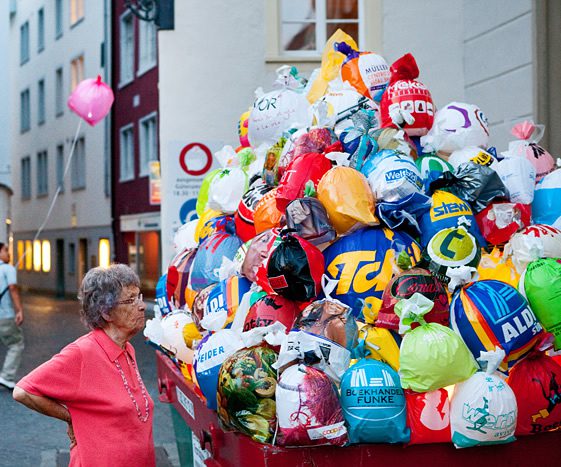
[145,29,561,449]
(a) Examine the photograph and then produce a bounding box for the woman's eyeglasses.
[117,293,143,306]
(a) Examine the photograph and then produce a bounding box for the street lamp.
[124,0,174,30]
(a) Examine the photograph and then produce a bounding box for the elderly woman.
[13,264,155,467]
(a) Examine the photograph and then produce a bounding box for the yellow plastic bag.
[194,209,223,243]
[317,167,378,235]
[477,247,520,288]
[307,29,358,104]
[358,324,401,371]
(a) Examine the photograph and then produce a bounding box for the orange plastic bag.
[317,167,378,235]
[254,188,283,234]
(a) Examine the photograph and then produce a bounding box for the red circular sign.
[179,143,213,176]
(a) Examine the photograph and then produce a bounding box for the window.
[98,239,110,268]
[138,19,157,74]
[17,241,24,270]
[33,240,41,272]
[38,8,45,52]
[119,12,134,85]
[38,79,45,125]
[20,89,31,132]
[37,150,48,197]
[42,240,51,272]
[55,67,64,116]
[56,144,65,192]
[55,0,63,38]
[120,125,134,181]
[279,0,362,55]
[21,156,31,199]
[70,55,84,91]
[139,113,157,176]
[68,242,76,274]
[25,240,33,271]
[71,137,86,190]
[70,0,84,26]
[20,21,29,64]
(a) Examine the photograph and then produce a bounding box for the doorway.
[78,238,88,285]
[56,239,65,298]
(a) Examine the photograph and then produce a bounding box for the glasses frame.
[116,292,143,306]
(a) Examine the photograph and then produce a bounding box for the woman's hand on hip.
[67,423,77,449]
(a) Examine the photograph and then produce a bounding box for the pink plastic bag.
[501,121,555,182]
[67,75,114,126]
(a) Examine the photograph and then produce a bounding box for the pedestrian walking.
[13,264,155,467]
[0,242,24,390]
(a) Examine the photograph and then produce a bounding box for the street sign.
[161,140,222,268]
[179,143,213,176]
[149,161,161,205]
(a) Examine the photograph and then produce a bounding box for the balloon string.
[15,119,83,269]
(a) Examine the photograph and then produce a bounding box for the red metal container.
[156,353,561,467]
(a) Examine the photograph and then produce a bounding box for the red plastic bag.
[475,202,531,245]
[243,295,301,332]
[275,152,332,212]
[234,180,272,242]
[405,389,451,444]
[507,345,561,436]
[278,128,335,178]
[379,54,434,137]
[166,248,197,309]
[376,268,449,330]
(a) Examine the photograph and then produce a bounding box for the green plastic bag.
[520,258,561,350]
[196,169,221,217]
[217,346,278,444]
[396,293,477,393]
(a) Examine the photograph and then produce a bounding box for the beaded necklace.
[114,352,150,423]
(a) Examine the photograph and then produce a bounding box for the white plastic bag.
[173,220,198,252]
[420,102,489,154]
[311,78,377,136]
[275,364,348,447]
[450,348,517,448]
[207,168,248,214]
[273,330,351,384]
[248,69,310,147]
[448,147,497,171]
[505,225,561,273]
[363,154,423,202]
[494,156,536,204]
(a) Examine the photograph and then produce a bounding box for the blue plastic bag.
[322,227,421,322]
[190,233,243,291]
[340,359,410,444]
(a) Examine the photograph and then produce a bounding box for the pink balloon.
[67,75,114,126]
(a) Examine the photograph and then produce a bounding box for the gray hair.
[78,264,140,330]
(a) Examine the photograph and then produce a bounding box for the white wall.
[159,0,269,263]
[463,0,534,152]
[382,0,465,108]
[0,2,12,191]
[10,0,110,234]
[381,0,535,152]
